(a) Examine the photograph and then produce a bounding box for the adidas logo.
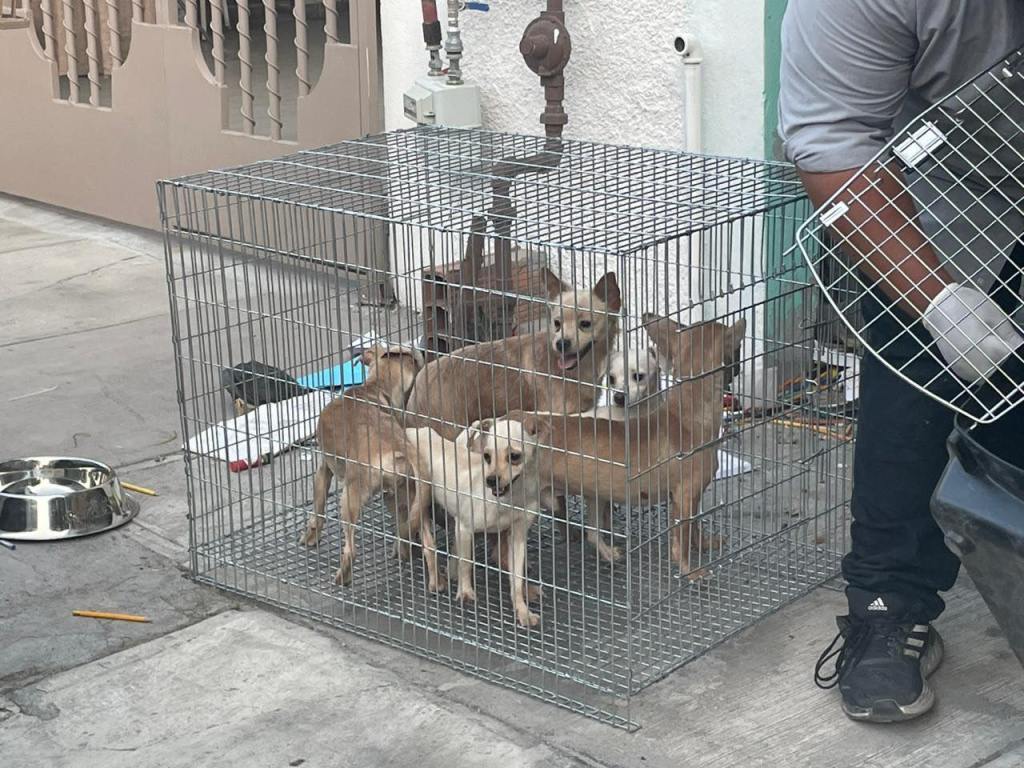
[867,597,888,612]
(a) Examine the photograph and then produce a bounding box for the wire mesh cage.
[159,126,853,729]
[796,45,1024,425]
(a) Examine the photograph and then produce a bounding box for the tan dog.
[406,415,547,627]
[299,345,444,592]
[404,268,621,439]
[515,313,746,573]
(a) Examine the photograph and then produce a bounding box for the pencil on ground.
[72,610,151,623]
[120,482,158,496]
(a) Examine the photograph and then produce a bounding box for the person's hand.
[921,283,1024,382]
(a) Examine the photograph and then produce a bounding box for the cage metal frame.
[159,126,854,729]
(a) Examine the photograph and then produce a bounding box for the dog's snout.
[613,392,626,407]
[485,474,498,488]
[555,338,572,353]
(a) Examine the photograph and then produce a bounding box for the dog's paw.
[298,525,322,547]
[334,558,353,586]
[392,540,412,561]
[599,544,623,563]
[684,569,708,585]
[516,608,540,628]
[427,568,450,593]
[561,521,583,543]
[455,587,477,605]
[526,583,543,603]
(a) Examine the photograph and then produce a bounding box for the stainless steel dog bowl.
[0,457,139,541]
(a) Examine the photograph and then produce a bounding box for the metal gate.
[0,0,380,230]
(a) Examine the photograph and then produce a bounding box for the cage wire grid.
[159,126,853,729]
[796,45,1024,425]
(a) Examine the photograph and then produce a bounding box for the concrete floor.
[1,193,1023,767]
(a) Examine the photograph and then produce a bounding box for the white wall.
[381,1,766,159]
[380,1,774,396]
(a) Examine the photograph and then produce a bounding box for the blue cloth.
[297,359,365,390]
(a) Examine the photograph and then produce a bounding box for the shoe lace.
[814,618,874,690]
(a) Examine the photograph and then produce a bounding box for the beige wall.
[0,2,381,230]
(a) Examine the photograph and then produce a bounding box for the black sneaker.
[814,596,944,723]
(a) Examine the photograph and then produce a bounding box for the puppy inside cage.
[161,127,851,728]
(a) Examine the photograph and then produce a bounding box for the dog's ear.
[381,346,425,370]
[469,418,494,453]
[724,319,747,362]
[721,319,747,383]
[520,414,551,445]
[727,318,747,347]
[360,347,379,367]
[647,345,666,375]
[540,266,566,299]
[592,272,621,312]
[642,313,681,353]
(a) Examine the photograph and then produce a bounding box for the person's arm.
[804,168,1023,386]
[779,0,1022,382]
[799,165,952,317]
[779,0,949,314]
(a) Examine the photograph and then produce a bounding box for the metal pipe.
[519,0,571,138]
[444,0,462,85]
[482,0,574,279]
[421,0,444,77]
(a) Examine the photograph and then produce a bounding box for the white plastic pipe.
[675,34,705,306]
[675,34,703,153]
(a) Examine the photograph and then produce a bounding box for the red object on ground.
[228,456,265,473]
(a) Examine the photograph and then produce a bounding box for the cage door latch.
[820,201,848,228]
[894,121,946,168]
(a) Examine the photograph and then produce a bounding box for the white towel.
[186,391,334,472]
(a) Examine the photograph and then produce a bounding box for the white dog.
[590,345,664,421]
[406,415,548,627]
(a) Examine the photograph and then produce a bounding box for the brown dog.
[404,268,621,439]
[299,345,444,592]
[514,313,746,573]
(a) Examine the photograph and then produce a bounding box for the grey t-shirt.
[779,0,1024,292]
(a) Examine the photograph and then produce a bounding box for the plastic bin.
[932,417,1024,667]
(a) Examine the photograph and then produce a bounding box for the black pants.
[845,245,1024,622]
